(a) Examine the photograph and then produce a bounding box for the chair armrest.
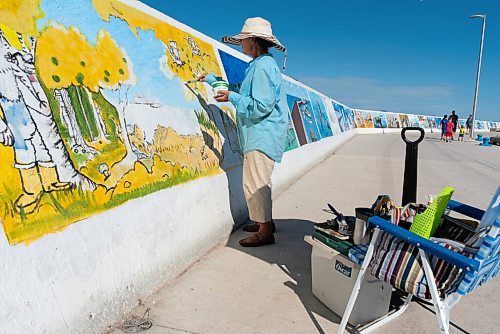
[447,200,485,221]
[368,216,479,273]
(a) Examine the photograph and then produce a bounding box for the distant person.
[450,110,459,139]
[445,116,454,142]
[466,114,473,134]
[459,125,465,141]
[440,115,448,141]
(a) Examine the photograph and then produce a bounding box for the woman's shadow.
[226,217,344,334]
[186,83,248,227]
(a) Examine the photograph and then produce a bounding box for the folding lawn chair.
[338,187,500,334]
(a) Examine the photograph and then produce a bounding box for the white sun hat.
[222,17,286,52]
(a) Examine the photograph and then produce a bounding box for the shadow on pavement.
[227,218,474,334]
[226,218,341,334]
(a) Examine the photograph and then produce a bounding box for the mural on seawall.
[307,90,333,138]
[411,115,420,127]
[0,0,497,246]
[399,114,411,128]
[354,111,499,131]
[354,110,374,128]
[418,116,430,129]
[372,112,388,128]
[284,80,322,145]
[386,113,401,128]
[0,0,243,244]
[434,117,443,130]
[322,97,342,135]
[217,49,248,94]
[333,102,355,132]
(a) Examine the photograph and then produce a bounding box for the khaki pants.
[242,150,275,223]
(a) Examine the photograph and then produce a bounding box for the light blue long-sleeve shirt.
[206,53,288,162]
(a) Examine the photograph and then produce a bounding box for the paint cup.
[354,208,373,245]
[211,80,229,96]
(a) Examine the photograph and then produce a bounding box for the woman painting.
[200,17,288,247]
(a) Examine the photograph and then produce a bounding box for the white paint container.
[354,208,373,245]
[211,80,229,95]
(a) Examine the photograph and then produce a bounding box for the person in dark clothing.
[450,110,459,139]
[466,114,473,134]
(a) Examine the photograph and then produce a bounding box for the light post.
[469,14,486,139]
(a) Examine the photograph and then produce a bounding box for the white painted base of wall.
[0,174,239,334]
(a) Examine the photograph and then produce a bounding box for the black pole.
[401,127,425,206]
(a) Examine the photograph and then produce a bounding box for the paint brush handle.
[327,203,341,217]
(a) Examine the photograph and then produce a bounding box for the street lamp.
[469,14,486,139]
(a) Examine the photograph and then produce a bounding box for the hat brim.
[222,33,286,52]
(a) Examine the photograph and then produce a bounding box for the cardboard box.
[305,236,391,326]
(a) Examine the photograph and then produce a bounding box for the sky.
[141,0,499,121]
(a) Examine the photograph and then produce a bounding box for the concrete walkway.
[109,132,500,334]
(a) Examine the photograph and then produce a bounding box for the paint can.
[211,80,229,96]
[354,208,373,245]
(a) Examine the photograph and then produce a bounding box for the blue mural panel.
[308,91,333,138]
[372,112,388,128]
[284,80,321,144]
[218,49,249,91]
[333,102,356,132]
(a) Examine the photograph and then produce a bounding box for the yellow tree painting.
[0,0,240,245]
[92,0,240,162]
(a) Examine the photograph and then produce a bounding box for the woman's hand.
[214,90,230,102]
[198,73,208,82]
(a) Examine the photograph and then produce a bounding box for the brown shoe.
[239,233,275,247]
[242,222,277,233]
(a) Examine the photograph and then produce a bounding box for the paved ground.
[109,132,500,334]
